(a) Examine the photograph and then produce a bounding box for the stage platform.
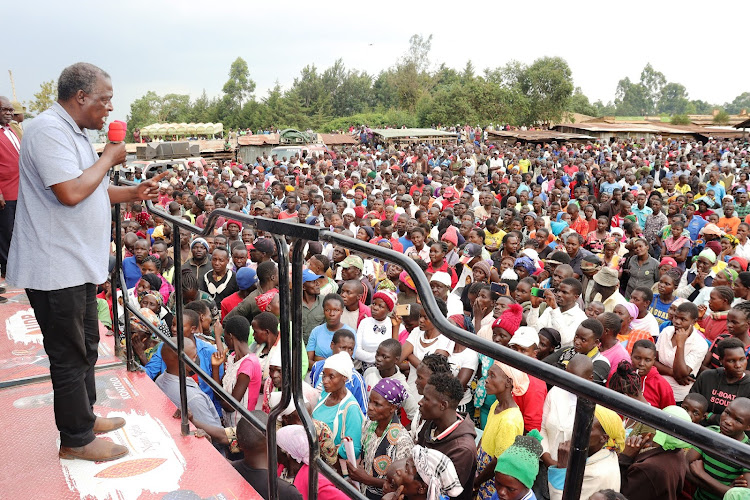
[0,281,122,387]
[0,281,262,500]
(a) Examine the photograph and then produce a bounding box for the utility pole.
[8,70,17,101]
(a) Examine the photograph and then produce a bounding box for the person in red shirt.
[441,186,459,211]
[277,194,298,220]
[0,96,20,298]
[508,328,547,432]
[566,202,589,238]
[369,220,403,252]
[630,339,675,409]
[220,267,257,321]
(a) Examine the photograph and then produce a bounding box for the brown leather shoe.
[59,437,129,462]
[93,416,126,434]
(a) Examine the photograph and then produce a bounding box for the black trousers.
[27,283,99,447]
[0,199,16,275]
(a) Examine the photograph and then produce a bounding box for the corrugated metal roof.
[237,134,280,146]
[554,122,663,133]
[318,133,357,145]
[487,129,595,142]
[371,128,458,139]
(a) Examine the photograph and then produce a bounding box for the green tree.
[614,77,650,116]
[461,60,475,83]
[593,100,617,116]
[372,71,399,110]
[403,34,432,73]
[28,79,57,115]
[671,114,691,125]
[639,63,666,112]
[714,109,730,125]
[657,82,691,115]
[568,87,598,116]
[724,92,750,115]
[690,99,715,115]
[520,56,574,124]
[222,57,256,120]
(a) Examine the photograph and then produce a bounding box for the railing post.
[111,200,123,360]
[172,223,189,436]
[267,236,291,500]
[562,397,596,500]
[291,239,319,498]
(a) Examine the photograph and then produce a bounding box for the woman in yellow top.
[473,362,525,500]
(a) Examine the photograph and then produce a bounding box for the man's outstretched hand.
[135,171,170,201]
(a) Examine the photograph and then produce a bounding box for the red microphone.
[108,120,127,142]
[107,121,127,174]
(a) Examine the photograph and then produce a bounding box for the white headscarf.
[322,351,353,380]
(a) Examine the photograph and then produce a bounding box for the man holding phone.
[526,278,587,347]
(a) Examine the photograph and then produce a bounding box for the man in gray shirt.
[7,63,166,462]
[155,337,221,428]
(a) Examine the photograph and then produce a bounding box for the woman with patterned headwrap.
[348,378,414,499]
[381,445,464,500]
[547,405,625,500]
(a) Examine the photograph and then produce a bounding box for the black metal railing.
[113,163,750,500]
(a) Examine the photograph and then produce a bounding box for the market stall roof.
[237,134,280,146]
[141,122,223,136]
[487,129,595,142]
[370,128,458,140]
[734,118,750,129]
[318,133,357,145]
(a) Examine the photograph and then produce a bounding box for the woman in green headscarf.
[618,405,692,500]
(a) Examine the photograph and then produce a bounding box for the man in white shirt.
[654,302,707,402]
[526,278,588,347]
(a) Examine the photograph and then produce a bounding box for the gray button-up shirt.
[7,102,110,290]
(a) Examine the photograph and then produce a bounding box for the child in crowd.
[655,302,708,403]
[686,397,750,500]
[362,339,418,422]
[697,286,734,343]
[306,293,356,365]
[355,290,397,371]
[211,316,261,427]
[309,329,367,415]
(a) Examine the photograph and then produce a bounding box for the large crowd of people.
[107,134,750,500]
[6,81,750,499]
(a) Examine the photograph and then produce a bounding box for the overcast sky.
[5,0,749,123]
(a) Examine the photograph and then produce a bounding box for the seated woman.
[311,352,364,461]
[381,445,464,500]
[348,378,413,500]
[276,425,350,500]
[211,316,262,427]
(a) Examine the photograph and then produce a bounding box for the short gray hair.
[57,62,110,101]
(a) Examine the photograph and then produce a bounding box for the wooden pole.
[8,70,17,101]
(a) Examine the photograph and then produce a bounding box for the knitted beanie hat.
[372,290,397,311]
[492,303,523,335]
[494,430,543,488]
